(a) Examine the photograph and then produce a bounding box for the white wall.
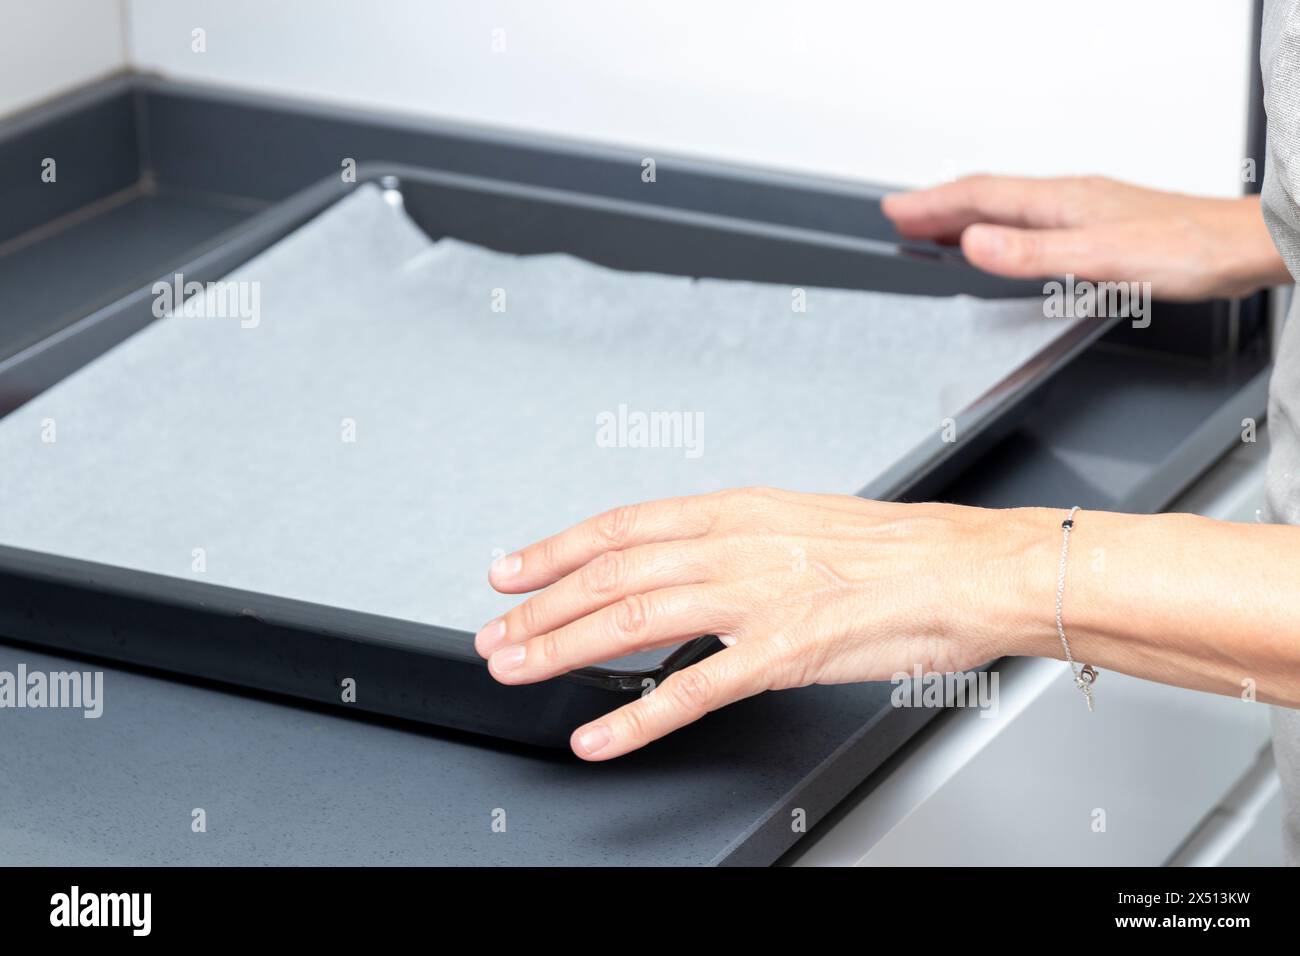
[0,0,1260,196]
[122,0,1255,197]
[0,0,126,116]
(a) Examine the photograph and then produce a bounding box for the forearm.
[991,506,1300,706]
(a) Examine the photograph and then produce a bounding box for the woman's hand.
[476,488,1052,760]
[474,176,1300,761]
[882,174,1290,300]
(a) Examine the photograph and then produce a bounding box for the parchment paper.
[0,185,1075,638]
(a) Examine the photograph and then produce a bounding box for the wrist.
[979,506,1173,665]
[974,506,1063,660]
[937,505,1059,663]
[1213,196,1292,297]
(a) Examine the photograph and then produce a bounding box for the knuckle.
[723,486,779,519]
[663,668,715,716]
[516,597,546,635]
[701,493,727,534]
[691,492,728,537]
[706,489,747,528]
[535,630,563,668]
[594,505,636,550]
[611,593,650,638]
[537,535,565,573]
[618,700,655,741]
[1005,230,1041,270]
[1059,178,1098,221]
[714,487,748,506]
[1065,176,1093,199]
[721,486,785,535]
[767,629,800,661]
[767,630,818,688]
[584,550,625,598]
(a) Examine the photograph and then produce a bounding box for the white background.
[0,0,125,115]
[0,0,1258,196]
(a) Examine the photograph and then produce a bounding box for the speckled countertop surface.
[0,644,910,865]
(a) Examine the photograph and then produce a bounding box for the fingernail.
[489,644,526,674]
[475,618,506,655]
[491,553,522,580]
[574,724,612,757]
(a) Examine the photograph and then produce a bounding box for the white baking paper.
[0,185,1075,637]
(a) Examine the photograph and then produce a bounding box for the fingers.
[488,495,718,594]
[570,640,774,761]
[960,223,1119,282]
[486,584,739,684]
[475,540,711,656]
[882,175,1081,242]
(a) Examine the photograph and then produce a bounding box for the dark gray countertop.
[0,645,915,865]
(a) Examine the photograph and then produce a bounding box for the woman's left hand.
[475,487,1050,760]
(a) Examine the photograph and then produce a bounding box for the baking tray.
[0,74,1275,866]
[0,162,1115,746]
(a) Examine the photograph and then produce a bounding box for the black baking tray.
[0,543,723,746]
[0,160,1115,746]
[0,64,1275,865]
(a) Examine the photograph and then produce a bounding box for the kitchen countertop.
[0,75,1274,865]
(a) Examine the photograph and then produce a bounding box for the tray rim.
[0,160,1114,685]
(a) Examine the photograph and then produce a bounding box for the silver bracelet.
[1055,506,1098,712]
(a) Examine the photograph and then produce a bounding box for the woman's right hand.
[881,174,1290,301]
